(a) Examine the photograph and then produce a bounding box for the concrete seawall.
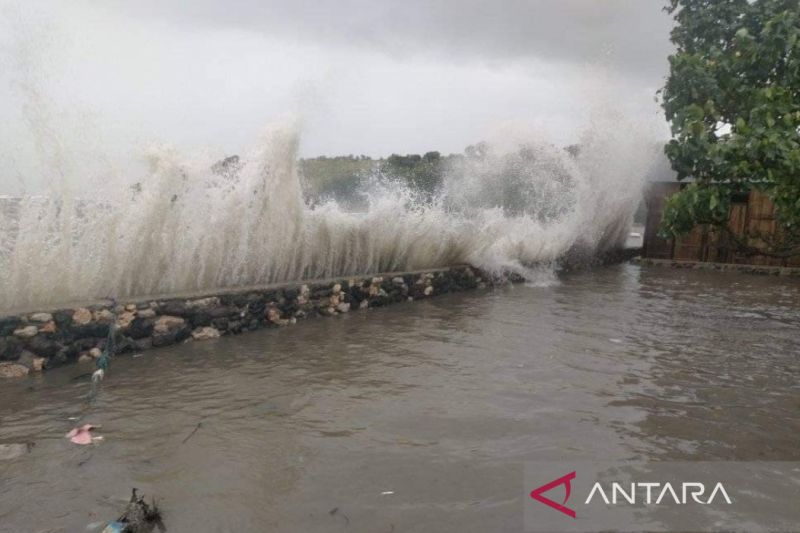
[632,256,800,276]
[0,266,486,378]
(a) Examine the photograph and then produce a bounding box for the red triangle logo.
[530,471,577,518]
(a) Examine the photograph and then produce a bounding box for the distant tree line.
[298,143,658,225]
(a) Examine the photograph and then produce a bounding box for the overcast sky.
[0,0,674,170]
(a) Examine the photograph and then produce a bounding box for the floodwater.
[1,264,799,532]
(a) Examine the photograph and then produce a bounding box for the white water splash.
[0,116,653,311]
[0,9,659,311]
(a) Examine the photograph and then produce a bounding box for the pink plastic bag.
[66,424,99,445]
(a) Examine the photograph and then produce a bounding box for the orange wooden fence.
[642,183,800,267]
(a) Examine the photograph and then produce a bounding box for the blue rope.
[96,325,115,370]
[96,300,117,371]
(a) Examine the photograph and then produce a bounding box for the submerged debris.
[0,442,34,460]
[103,489,164,533]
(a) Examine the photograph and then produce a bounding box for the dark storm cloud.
[108,0,674,81]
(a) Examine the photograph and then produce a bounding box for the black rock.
[283,287,298,300]
[74,338,100,351]
[115,336,139,354]
[128,317,155,340]
[248,301,266,316]
[369,295,390,307]
[17,350,39,369]
[0,337,23,361]
[0,316,22,337]
[262,289,282,302]
[245,292,264,303]
[71,322,110,339]
[349,286,366,304]
[451,269,478,290]
[280,301,299,316]
[220,293,248,307]
[133,337,153,351]
[311,287,331,299]
[159,300,187,316]
[25,335,61,358]
[432,275,454,293]
[209,306,238,319]
[189,311,212,328]
[52,310,74,329]
[151,324,190,347]
[52,344,80,366]
[46,351,68,368]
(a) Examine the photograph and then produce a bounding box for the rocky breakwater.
[0,266,484,378]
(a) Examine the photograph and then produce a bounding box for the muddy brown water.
[1,264,799,532]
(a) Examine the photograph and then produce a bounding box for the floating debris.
[0,442,34,460]
[102,489,164,533]
[66,424,102,445]
[329,507,350,525]
[181,422,203,444]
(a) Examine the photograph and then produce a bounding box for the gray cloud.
[107,0,674,81]
[0,0,675,193]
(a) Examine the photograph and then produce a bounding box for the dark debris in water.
[329,506,350,525]
[103,488,164,533]
[181,422,203,444]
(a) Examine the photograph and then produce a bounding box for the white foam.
[0,115,656,310]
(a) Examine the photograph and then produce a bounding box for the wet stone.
[92,309,115,323]
[154,315,186,333]
[0,363,29,378]
[0,266,488,374]
[137,309,157,319]
[13,326,38,338]
[152,324,191,348]
[38,321,57,334]
[192,327,221,340]
[72,308,92,326]
[28,312,53,323]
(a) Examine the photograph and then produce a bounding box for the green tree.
[660,0,800,258]
[383,153,444,198]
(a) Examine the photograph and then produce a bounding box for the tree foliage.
[661,0,800,257]
[383,152,445,198]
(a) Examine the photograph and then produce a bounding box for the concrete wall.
[633,256,800,276]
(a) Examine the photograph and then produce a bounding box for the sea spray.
[0,8,657,311]
[0,117,652,311]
